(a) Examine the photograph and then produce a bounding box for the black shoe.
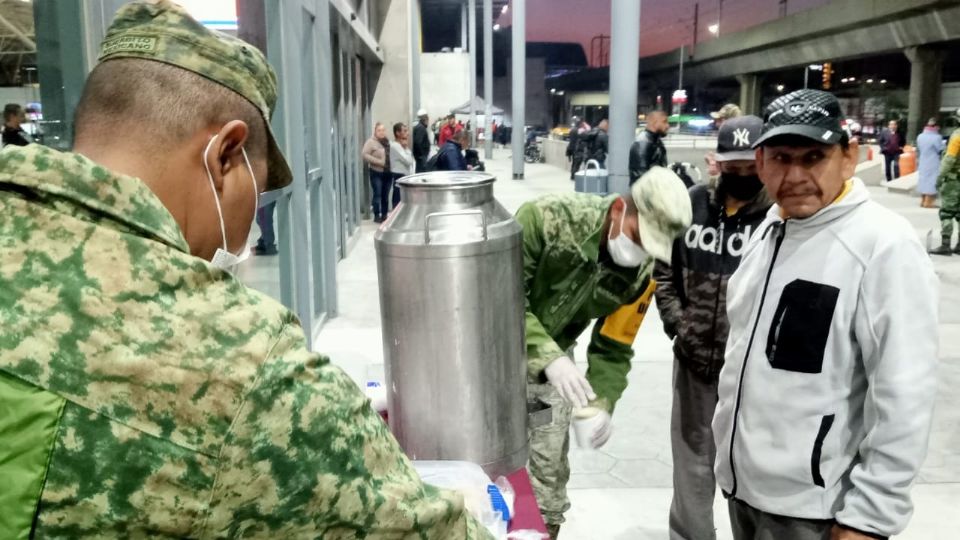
[374,216,384,224]
[254,245,278,256]
[929,244,953,256]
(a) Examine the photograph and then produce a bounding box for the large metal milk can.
[374,171,527,477]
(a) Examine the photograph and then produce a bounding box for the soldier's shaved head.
[74,59,267,161]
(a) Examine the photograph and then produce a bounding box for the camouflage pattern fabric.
[0,144,491,539]
[527,383,573,531]
[653,181,772,381]
[938,129,960,239]
[97,0,291,190]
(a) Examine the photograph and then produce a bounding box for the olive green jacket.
[516,193,655,412]
[0,144,490,539]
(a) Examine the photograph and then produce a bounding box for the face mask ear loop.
[203,135,229,252]
[240,147,259,222]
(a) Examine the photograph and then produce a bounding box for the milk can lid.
[398,171,495,189]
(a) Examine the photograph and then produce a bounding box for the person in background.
[878,119,904,182]
[2,103,32,147]
[653,115,772,540]
[435,128,470,171]
[438,114,457,147]
[713,89,938,540]
[629,110,669,184]
[517,167,693,539]
[705,103,743,176]
[362,122,391,223]
[590,118,609,167]
[929,108,960,255]
[254,201,277,256]
[412,108,431,173]
[567,118,590,180]
[916,117,945,209]
[0,2,492,538]
[390,122,414,207]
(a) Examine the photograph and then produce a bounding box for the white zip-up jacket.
[712,178,938,537]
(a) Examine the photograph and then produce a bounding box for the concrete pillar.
[737,73,762,116]
[905,45,945,143]
[460,1,467,51]
[511,0,525,179]
[468,0,477,145]
[483,0,493,159]
[410,0,422,116]
[608,0,640,194]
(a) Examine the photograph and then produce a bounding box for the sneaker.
[253,245,278,256]
[374,216,385,224]
[929,244,953,256]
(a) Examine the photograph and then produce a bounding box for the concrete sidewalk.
[315,152,960,540]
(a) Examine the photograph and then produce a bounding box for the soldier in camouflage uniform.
[652,116,772,540]
[929,108,960,256]
[517,167,692,539]
[0,2,491,538]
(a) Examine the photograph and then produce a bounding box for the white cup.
[572,407,604,449]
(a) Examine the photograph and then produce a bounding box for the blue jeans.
[370,170,393,219]
[391,172,404,208]
[884,153,900,182]
[256,201,276,248]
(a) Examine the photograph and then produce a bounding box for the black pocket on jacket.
[765,279,840,374]
[811,414,835,487]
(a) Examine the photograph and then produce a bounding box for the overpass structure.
[556,0,960,142]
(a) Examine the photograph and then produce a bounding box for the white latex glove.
[543,356,596,409]
[590,411,613,449]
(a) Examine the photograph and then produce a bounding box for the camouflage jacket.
[938,128,960,189]
[0,145,491,539]
[516,194,655,413]
[653,181,771,381]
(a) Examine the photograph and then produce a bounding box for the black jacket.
[435,141,467,171]
[653,181,772,381]
[629,130,667,183]
[878,128,904,156]
[412,121,430,160]
[590,129,608,162]
[2,126,30,147]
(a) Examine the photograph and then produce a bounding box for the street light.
[501,5,508,14]
[708,23,719,34]
[880,79,887,84]
[776,84,785,92]
[866,78,874,83]
[493,23,500,31]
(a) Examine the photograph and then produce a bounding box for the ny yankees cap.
[716,115,762,161]
[753,89,845,148]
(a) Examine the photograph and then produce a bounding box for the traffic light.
[822,62,833,90]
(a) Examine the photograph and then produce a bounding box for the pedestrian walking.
[654,115,771,540]
[362,122,392,223]
[438,114,456,147]
[412,108,431,173]
[2,103,31,147]
[629,110,669,184]
[390,122,415,207]
[928,108,960,255]
[590,119,609,167]
[878,119,904,181]
[916,117,945,208]
[254,202,278,255]
[713,89,938,540]
[435,128,470,171]
[567,119,590,180]
[705,103,743,176]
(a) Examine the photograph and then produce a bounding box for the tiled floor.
[241,148,960,539]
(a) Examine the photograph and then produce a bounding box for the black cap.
[753,89,844,148]
[716,115,763,161]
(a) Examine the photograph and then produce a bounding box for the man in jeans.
[654,115,772,540]
[713,89,938,540]
[878,120,904,181]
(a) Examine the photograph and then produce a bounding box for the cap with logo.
[630,166,693,263]
[715,115,763,161]
[753,89,845,148]
[710,103,742,121]
[97,0,292,191]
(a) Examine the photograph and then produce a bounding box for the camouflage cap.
[630,166,693,263]
[710,103,742,121]
[97,0,292,191]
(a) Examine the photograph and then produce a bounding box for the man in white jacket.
[712,89,939,540]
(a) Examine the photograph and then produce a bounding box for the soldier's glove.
[544,356,596,409]
[590,411,613,449]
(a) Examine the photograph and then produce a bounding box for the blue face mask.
[203,135,259,271]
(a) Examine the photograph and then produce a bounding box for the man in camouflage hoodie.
[928,107,960,255]
[517,167,692,538]
[653,116,772,540]
[0,2,491,538]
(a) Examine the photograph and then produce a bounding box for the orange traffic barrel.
[899,147,917,177]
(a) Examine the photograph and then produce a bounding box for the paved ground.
[245,145,960,539]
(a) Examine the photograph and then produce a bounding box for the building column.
[410,0,422,115]
[511,0,525,179]
[904,45,945,143]
[460,0,467,50]
[608,0,640,195]
[737,73,762,116]
[483,0,493,159]
[468,0,477,145]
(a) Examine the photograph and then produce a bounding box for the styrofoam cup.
[572,407,604,449]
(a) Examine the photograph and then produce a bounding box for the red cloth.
[438,124,456,147]
[506,468,548,533]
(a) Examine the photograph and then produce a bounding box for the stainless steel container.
[375,171,527,477]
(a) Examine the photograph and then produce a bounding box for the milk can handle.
[424,210,488,244]
[585,159,601,172]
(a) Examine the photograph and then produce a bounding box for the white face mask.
[607,203,648,268]
[203,135,259,271]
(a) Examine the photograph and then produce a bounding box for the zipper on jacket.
[728,221,786,497]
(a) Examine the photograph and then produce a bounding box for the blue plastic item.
[487,484,511,522]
